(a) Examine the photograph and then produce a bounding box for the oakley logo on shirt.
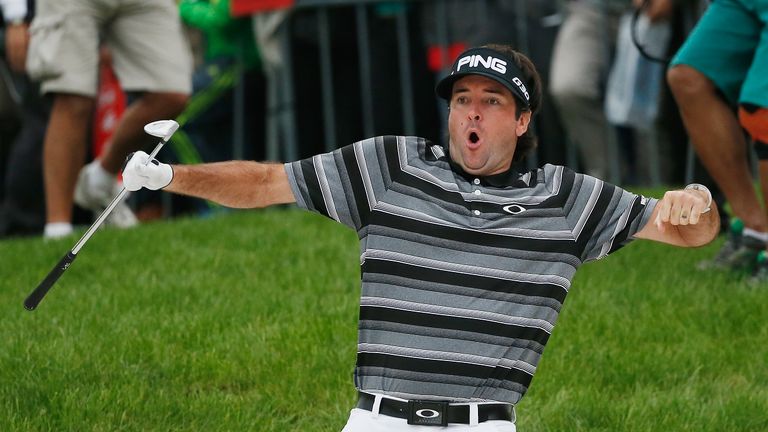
[502,204,527,215]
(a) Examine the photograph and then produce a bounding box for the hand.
[122,151,173,191]
[654,188,710,232]
[4,22,30,73]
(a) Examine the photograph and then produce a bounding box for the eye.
[487,97,500,105]
[454,95,469,105]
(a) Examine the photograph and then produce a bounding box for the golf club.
[23,120,179,311]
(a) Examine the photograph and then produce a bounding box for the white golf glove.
[122,151,173,191]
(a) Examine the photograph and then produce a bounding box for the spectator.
[125,0,266,220]
[179,0,262,162]
[667,0,768,280]
[0,0,49,238]
[549,0,673,182]
[0,0,27,202]
[0,0,28,74]
[25,0,192,239]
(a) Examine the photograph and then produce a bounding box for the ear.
[516,111,532,137]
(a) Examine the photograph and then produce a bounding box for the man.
[549,0,674,182]
[667,0,768,280]
[25,0,191,239]
[0,0,48,238]
[0,0,29,74]
[124,45,718,430]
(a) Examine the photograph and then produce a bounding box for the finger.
[655,211,665,232]
[122,152,137,172]
[688,195,710,224]
[669,200,684,225]
[135,163,149,176]
[688,206,702,225]
[678,202,694,226]
[123,178,141,192]
[130,151,150,167]
[656,196,672,226]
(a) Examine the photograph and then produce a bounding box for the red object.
[92,62,126,159]
[231,0,294,16]
[427,43,467,72]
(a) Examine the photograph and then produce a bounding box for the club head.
[144,120,179,141]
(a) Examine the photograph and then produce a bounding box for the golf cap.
[435,47,531,109]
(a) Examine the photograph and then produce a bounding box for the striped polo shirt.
[284,135,657,405]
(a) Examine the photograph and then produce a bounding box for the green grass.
[1,207,767,431]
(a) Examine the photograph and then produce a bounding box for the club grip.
[24,251,77,311]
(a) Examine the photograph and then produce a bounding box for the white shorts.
[27,0,192,97]
[341,408,517,431]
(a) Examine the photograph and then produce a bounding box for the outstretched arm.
[123,152,296,208]
[166,161,295,208]
[634,185,720,247]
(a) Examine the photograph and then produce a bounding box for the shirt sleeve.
[562,169,657,262]
[283,136,396,232]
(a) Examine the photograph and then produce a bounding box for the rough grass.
[1,207,766,431]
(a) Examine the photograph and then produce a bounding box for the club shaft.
[72,188,128,253]
[72,140,165,254]
[147,140,165,159]
[25,138,168,311]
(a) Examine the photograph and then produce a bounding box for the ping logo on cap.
[435,46,533,106]
[456,54,507,74]
[453,54,529,101]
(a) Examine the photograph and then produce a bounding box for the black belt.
[356,392,514,426]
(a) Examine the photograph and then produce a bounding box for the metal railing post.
[435,0,449,145]
[396,4,415,136]
[233,43,245,160]
[279,17,298,161]
[356,4,375,137]
[318,7,337,152]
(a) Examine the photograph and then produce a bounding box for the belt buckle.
[406,400,449,426]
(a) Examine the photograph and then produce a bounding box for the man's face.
[447,75,531,176]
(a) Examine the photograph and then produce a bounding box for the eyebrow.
[452,85,508,96]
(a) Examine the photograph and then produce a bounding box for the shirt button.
[474,190,481,195]
[473,210,481,216]
[473,178,480,185]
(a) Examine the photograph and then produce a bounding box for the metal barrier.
[256,0,559,170]
[260,1,428,162]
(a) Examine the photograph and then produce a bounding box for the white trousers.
[340,408,517,432]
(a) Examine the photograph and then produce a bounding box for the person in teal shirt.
[667,0,768,282]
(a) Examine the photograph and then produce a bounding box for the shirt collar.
[432,144,534,188]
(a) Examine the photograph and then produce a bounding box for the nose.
[467,107,481,121]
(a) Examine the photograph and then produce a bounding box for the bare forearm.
[164,161,296,208]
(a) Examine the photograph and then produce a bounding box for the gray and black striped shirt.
[285,135,657,405]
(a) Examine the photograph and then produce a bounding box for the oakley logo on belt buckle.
[407,400,449,426]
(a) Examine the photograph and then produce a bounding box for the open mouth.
[468,132,480,144]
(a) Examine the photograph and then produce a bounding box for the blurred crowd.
[0,0,762,245]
